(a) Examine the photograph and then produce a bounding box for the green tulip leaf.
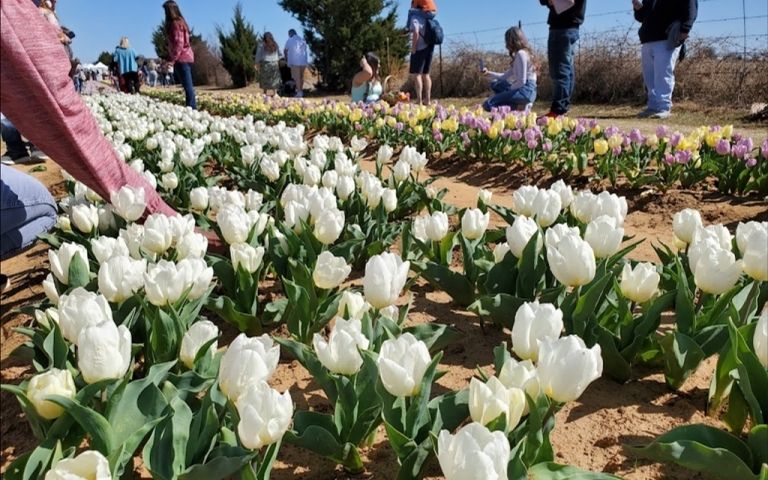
[421,261,475,307]
[469,294,527,328]
[207,296,260,333]
[484,252,519,296]
[527,462,621,479]
[403,323,462,353]
[46,395,115,455]
[180,446,255,480]
[67,251,90,289]
[660,331,706,390]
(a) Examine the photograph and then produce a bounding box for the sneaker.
[1,154,31,165]
[637,109,656,118]
[650,110,671,119]
[29,149,50,162]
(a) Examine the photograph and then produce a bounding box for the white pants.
[641,41,681,113]
[289,65,306,93]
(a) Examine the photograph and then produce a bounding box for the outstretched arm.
[0,0,175,217]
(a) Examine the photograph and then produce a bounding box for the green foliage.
[216,2,259,88]
[278,0,409,91]
[96,51,113,66]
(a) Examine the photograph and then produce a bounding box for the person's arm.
[255,44,264,63]
[483,68,512,80]
[168,22,185,63]
[680,0,698,36]
[508,51,527,90]
[633,0,647,22]
[352,56,373,87]
[411,19,420,53]
[0,0,175,217]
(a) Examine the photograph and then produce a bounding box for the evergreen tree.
[151,23,203,61]
[278,0,408,92]
[216,2,259,88]
[96,51,113,65]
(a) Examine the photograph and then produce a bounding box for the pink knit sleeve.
[0,0,176,217]
[168,22,185,63]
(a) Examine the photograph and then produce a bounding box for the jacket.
[539,0,586,29]
[634,0,698,44]
[168,20,194,64]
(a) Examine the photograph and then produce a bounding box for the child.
[482,27,538,112]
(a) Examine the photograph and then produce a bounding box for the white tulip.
[365,182,384,210]
[437,422,509,480]
[400,145,427,172]
[570,190,595,224]
[351,136,368,153]
[478,189,493,205]
[110,185,146,222]
[672,208,703,245]
[754,312,767,368]
[393,160,411,183]
[498,357,540,402]
[284,200,310,233]
[585,215,624,259]
[620,263,660,304]
[322,170,339,189]
[176,232,208,259]
[71,203,99,234]
[313,317,370,375]
[144,259,213,306]
[141,213,173,255]
[236,382,293,450]
[97,205,117,233]
[45,451,111,480]
[119,224,144,259]
[469,377,525,432]
[49,242,89,285]
[377,333,431,397]
[335,175,356,200]
[363,252,410,309]
[739,225,767,282]
[691,224,733,252]
[58,287,113,344]
[687,237,723,276]
[57,215,72,232]
[160,172,179,190]
[43,273,59,305]
[218,205,252,245]
[591,191,628,226]
[537,335,602,403]
[91,236,129,264]
[177,258,214,300]
[230,243,265,274]
[736,221,767,255]
[303,164,322,186]
[261,158,280,182]
[27,368,76,419]
[179,320,219,369]
[337,291,370,320]
[506,216,542,258]
[425,211,450,242]
[382,188,397,213]
[544,223,580,251]
[412,216,429,243]
[244,190,263,212]
[98,255,146,303]
[77,321,132,383]
[219,333,280,402]
[313,251,351,290]
[461,208,490,240]
[493,242,511,263]
[511,301,563,362]
[694,248,743,295]
[512,185,538,217]
[314,208,345,245]
[376,143,393,163]
[547,233,596,287]
[550,180,573,208]
[308,187,337,220]
[531,189,562,227]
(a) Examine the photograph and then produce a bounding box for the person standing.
[163,0,196,108]
[147,59,158,87]
[539,0,586,117]
[113,37,140,93]
[284,29,308,97]
[256,32,281,96]
[633,0,698,119]
[408,0,437,105]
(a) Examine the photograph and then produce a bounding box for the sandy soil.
[1,114,766,478]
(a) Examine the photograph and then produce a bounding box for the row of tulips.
[4,94,612,480]
[147,89,768,195]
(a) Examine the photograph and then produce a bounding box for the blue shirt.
[113,47,138,75]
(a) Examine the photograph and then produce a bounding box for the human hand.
[632,0,642,10]
[482,68,489,75]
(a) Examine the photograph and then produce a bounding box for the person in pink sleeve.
[163,0,196,109]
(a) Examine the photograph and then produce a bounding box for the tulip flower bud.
[179,320,219,369]
[43,273,60,305]
[219,334,280,402]
[570,190,595,224]
[512,185,538,217]
[27,368,76,419]
[313,251,351,290]
[235,382,293,450]
[46,450,111,480]
[141,213,173,255]
[544,224,580,251]
[176,232,208,260]
[217,205,253,245]
[91,237,130,265]
[469,377,526,432]
[49,242,89,285]
[230,243,265,274]
[591,191,628,227]
[393,160,411,183]
[478,189,493,205]
[461,208,490,240]
[161,172,179,190]
[377,333,431,397]
[736,221,767,255]
[98,255,146,303]
[337,291,370,320]
[511,300,563,362]
[691,224,732,252]
[322,170,339,189]
[376,143,393,163]
[335,175,355,200]
[189,187,209,211]
[425,211,449,242]
[363,252,410,309]
[71,204,99,234]
[547,232,596,287]
[620,263,660,303]
[537,335,602,403]
[493,242,511,263]
[110,185,146,222]
[382,188,398,213]
[672,208,703,245]
[498,357,540,405]
[58,288,113,344]
[313,317,370,375]
[119,223,144,259]
[694,248,743,295]
[550,180,573,208]
[314,208,345,245]
[585,215,624,259]
[754,312,767,369]
[531,189,562,227]
[437,423,509,480]
[506,216,542,258]
[77,321,132,384]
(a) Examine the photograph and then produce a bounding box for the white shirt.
[284,35,308,66]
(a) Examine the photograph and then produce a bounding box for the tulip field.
[1,91,767,480]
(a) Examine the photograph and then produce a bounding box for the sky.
[57,0,768,63]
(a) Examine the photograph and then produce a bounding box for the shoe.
[637,109,656,118]
[650,110,671,119]
[1,154,31,165]
[29,149,50,162]
[0,274,9,293]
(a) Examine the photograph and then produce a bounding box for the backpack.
[425,17,444,46]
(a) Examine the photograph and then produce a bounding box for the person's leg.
[491,79,512,94]
[179,63,197,109]
[640,42,656,112]
[482,86,531,111]
[413,74,424,105]
[0,115,30,160]
[565,28,579,106]
[423,47,434,104]
[424,74,432,104]
[0,165,57,260]
[298,66,306,96]
[653,41,680,114]
[548,28,577,115]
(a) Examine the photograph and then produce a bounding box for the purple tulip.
[715,139,731,155]
[395,122,404,131]
[761,139,768,159]
[732,144,748,159]
[675,150,692,164]
[629,128,644,144]
[745,157,757,167]
[663,153,675,165]
[527,139,538,150]
[605,126,620,138]
[656,125,671,138]
[510,130,523,141]
[543,140,553,152]
[670,133,683,148]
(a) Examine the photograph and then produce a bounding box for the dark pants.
[547,27,579,114]
[121,71,140,94]
[175,63,197,109]
[483,79,537,112]
[1,115,35,159]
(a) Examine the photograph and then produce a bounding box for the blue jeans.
[548,28,579,114]
[641,41,681,112]
[1,165,57,259]
[1,114,33,159]
[175,63,196,109]
[483,79,537,111]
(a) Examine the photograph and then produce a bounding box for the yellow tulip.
[594,139,609,155]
